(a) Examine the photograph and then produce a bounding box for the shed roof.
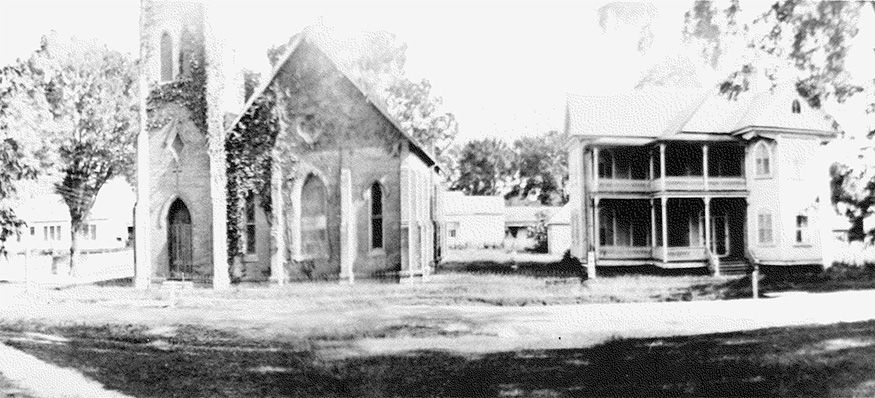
[441,192,504,216]
[505,206,557,225]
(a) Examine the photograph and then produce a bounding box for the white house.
[440,191,505,249]
[8,177,135,252]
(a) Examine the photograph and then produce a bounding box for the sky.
[1,0,873,142]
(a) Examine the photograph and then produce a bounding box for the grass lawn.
[3,319,875,397]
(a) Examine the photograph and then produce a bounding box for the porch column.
[592,147,600,192]
[590,196,599,279]
[269,154,285,285]
[649,150,654,180]
[660,196,668,264]
[650,199,656,247]
[659,143,666,191]
[703,144,709,190]
[704,197,711,251]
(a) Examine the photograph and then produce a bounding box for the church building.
[134,1,442,289]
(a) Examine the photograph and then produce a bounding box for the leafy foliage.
[386,79,458,157]
[683,0,868,107]
[448,131,570,205]
[831,160,875,242]
[0,64,40,253]
[506,130,569,205]
[525,210,550,253]
[226,90,281,264]
[449,138,515,196]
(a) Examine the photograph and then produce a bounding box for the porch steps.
[717,260,749,276]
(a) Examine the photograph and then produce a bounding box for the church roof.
[566,84,838,142]
[227,29,440,170]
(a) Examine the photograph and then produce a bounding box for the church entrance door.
[168,198,193,280]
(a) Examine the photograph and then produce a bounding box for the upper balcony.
[591,143,746,194]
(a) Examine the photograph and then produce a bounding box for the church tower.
[135,0,231,289]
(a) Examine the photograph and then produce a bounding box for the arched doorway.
[167,198,193,280]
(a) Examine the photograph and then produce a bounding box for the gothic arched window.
[791,99,801,114]
[160,32,174,82]
[300,174,328,258]
[179,29,193,78]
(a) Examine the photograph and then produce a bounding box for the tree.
[21,36,138,274]
[449,138,515,196]
[683,1,870,109]
[506,130,569,206]
[386,79,458,157]
[830,161,875,242]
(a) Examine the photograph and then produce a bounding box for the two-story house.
[565,85,838,273]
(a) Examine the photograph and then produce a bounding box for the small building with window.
[137,2,442,286]
[565,84,838,272]
[8,177,135,252]
[438,192,505,249]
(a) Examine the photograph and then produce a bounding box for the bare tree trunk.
[69,222,79,277]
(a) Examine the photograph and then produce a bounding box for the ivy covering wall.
[226,90,281,265]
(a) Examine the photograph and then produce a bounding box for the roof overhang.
[733,126,837,140]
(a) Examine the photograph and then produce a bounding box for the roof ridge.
[658,87,715,138]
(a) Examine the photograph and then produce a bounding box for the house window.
[44,225,62,241]
[754,142,772,177]
[448,222,459,239]
[597,149,613,179]
[300,174,328,258]
[791,99,801,114]
[795,214,809,244]
[244,193,257,255]
[370,182,384,249]
[757,210,774,245]
[160,32,173,82]
[79,224,97,240]
[30,226,35,236]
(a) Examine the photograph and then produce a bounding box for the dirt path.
[0,342,132,398]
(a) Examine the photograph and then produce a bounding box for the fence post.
[586,251,596,279]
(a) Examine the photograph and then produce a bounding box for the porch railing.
[595,179,651,193]
[708,176,746,191]
[598,246,652,259]
[662,176,705,191]
[652,246,707,262]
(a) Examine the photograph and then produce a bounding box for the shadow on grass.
[438,260,585,279]
[5,321,875,397]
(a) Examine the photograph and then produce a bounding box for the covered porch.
[593,197,747,267]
